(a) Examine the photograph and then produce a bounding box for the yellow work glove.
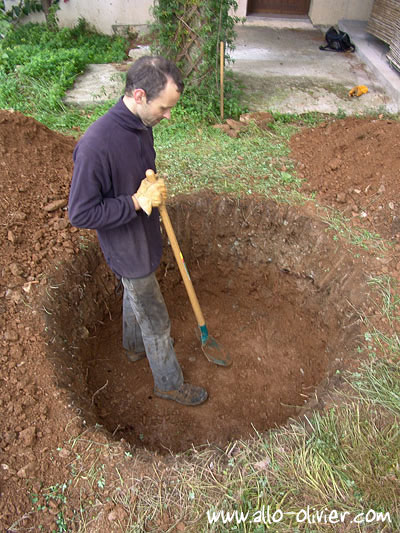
[133,177,166,216]
[349,85,368,97]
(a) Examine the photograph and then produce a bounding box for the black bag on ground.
[319,26,355,52]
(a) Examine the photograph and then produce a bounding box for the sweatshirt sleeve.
[68,144,138,231]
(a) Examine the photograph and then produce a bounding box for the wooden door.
[247,0,311,16]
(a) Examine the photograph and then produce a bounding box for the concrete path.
[64,18,400,115]
[230,18,400,114]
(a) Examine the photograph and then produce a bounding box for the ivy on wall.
[1,0,60,31]
[150,0,242,88]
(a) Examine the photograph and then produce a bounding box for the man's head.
[124,56,184,127]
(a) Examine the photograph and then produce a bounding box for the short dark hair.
[125,56,184,102]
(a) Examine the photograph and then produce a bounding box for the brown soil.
[85,259,345,453]
[1,109,399,530]
[291,116,400,240]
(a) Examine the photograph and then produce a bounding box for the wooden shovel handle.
[145,170,206,327]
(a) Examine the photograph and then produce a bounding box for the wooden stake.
[220,40,224,121]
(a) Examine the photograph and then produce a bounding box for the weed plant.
[0,19,126,130]
[150,0,245,121]
[174,72,247,122]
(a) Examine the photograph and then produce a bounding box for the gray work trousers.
[121,273,184,391]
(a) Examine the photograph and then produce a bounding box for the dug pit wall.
[41,193,369,451]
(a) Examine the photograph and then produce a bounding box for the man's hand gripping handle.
[133,172,167,215]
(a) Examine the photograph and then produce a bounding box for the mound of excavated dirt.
[290,116,400,240]
[0,109,399,530]
[0,110,86,530]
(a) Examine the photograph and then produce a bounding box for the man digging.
[68,56,208,406]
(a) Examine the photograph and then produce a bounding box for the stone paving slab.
[63,64,126,106]
[63,46,150,106]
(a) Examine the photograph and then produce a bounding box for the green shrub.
[0,19,127,128]
[150,0,247,121]
[0,10,246,130]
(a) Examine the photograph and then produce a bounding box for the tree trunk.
[41,0,52,17]
[41,0,58,30]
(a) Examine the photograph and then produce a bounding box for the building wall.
[5,0,375,34]
[235,0,247,18]
[309,0,374,25]
[4,0,154,34]
[235,0,374,25]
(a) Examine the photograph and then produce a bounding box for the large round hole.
[43,194,367,453]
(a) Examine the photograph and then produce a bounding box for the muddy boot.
[154,383,208,406]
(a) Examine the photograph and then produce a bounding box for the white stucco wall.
[4,0,154,34]
[4,0,46,23]
[235,0,374,25]
[309,0,374,25]
[235,0,247,18]
[5,0,375,34]
[58,0,154,33]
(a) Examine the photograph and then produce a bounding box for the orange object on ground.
[349,85,369,97]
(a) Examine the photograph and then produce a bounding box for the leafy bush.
[0,8,246,130]
[150,0,247,121]
[0,19,127,127]
[173,73,247,122]
[0,19,127,72]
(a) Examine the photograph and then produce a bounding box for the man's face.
[137,79,181,127]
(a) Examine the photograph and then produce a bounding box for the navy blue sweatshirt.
[68,98,163,278]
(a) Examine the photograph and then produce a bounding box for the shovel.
[146,169,232,367]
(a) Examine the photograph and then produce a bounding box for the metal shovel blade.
[201,334,232,367]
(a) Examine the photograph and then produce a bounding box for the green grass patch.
[322,208,391,253]
[368,275,400,323]
[352,275,400,416]
[0,19,127,129]
[154,117,304,203]
[173,72,249,122]
[353,358,400,416]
